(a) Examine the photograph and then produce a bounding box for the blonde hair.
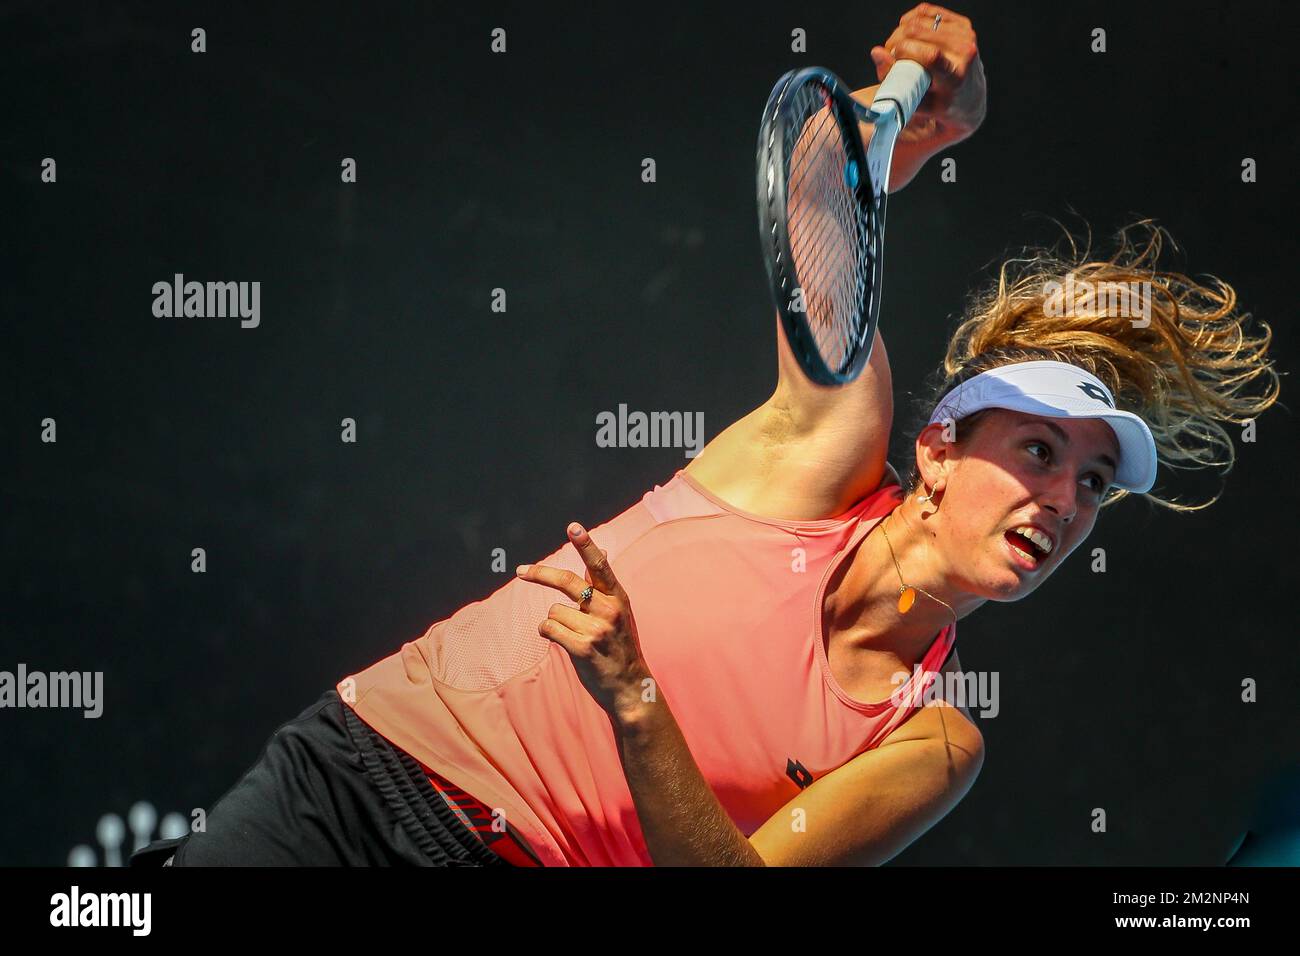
[902,219,1284,511]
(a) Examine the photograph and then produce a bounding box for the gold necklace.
[879,510,958,631]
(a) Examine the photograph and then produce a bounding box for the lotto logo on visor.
[1076,381,1115,408]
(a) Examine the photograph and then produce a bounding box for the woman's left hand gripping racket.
[756,60,930,386]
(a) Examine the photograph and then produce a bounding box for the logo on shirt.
[786,758,814,789]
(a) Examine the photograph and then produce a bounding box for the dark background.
[2,0,1296,866]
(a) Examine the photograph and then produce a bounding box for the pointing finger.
[566,522,621,596]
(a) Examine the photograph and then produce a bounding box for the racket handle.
[869,59,931,127]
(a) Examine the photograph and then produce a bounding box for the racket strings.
[782,82,877,372]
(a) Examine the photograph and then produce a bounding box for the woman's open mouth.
[1003,527,1050,571]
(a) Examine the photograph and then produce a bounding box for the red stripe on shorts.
[419,763,541,867]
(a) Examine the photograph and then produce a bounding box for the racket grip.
[869,59,931,127]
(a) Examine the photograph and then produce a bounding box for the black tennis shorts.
[129,688,513,867]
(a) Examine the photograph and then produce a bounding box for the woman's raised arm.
[762,4,986,499]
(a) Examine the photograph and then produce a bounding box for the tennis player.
[131,4,1280,867]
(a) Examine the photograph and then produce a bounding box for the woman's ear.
[915,421,954,490]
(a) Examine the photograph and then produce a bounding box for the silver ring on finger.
[578,585,594,606]
[932,13,942,30]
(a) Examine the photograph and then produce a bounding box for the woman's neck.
[825,494,987,667]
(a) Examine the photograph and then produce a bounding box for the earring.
[918,482,943,503]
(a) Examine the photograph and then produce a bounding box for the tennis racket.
[756,60,930,386]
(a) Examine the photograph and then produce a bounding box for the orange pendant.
[897,587,916,614]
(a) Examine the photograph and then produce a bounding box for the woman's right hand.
[869,3,987,153]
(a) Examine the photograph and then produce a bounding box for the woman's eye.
[1030,441,1105,494]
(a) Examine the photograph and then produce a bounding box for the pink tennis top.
[336,466,956,866]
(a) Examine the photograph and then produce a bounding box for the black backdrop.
[2,0,1296,866]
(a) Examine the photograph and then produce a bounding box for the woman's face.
[917,408,1121,602]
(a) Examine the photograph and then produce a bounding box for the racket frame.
[756,66,901,387]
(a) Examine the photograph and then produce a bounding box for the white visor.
[927,360,1157,494]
